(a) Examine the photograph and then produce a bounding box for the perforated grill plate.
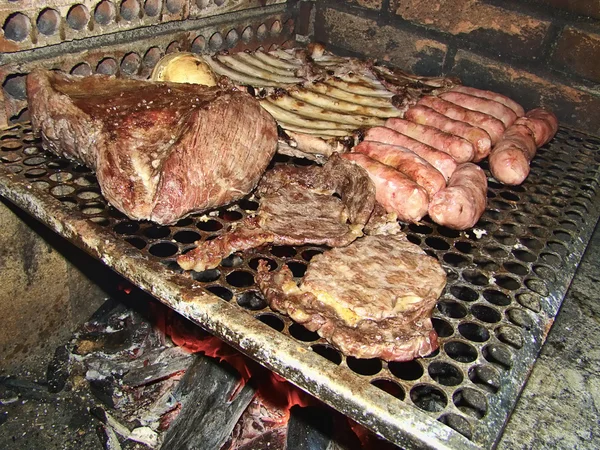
[1,124,599,449]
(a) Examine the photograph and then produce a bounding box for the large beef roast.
[26,69,278,224]
[177,154,378,272]
[256,234,446,361]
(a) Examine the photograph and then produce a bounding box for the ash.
[0,286,394,450]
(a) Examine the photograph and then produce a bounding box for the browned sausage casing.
[449,85,525,117]
[440,91,518,128]
[515,108,558,147]
[488,124,537,185]
[353,140,447,197]
[385,118,475,163]
[341,152,429,223]
[363,126,457,180]
[418,95,505,144]
[405,105,492,162]
[428,163,487,230]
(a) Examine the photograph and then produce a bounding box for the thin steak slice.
[26,69,278,224]
[256,234,446,361]
[177,154,376,272]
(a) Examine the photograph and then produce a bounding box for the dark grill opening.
[1,0,600,449]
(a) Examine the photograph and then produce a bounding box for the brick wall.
[311,0,600,136]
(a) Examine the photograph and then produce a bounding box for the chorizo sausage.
[418,95,505,144]
[440,91,518,128]
[449,85,525,117]
[340,152,429,223]
[363,126,457,180]
[428,163,487,230]
[405,105,492,162]
[488,124,537,185]
[353,140,447,197]
[385,118,475,163]
[515,108,558,147]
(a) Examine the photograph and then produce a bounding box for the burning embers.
[11,286,396,450]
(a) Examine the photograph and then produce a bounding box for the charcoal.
[161,356,256,450]
[89,377,122,409]
[122,347,194,387]
[47,344,71,393]
[287,406,333,450]
[0,411,7,426]
[97,423,124,450]
[235,429,287,450]
[0,376,52,402]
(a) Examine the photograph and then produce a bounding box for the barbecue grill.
[1,1,599,449]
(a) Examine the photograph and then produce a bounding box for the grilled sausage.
[418,95,505,144]
[353,141,447,197]
[448,85,525,117]
[341,152,429,223]
[439,91,518,128]
[488,123,537,185]
[428,163,487,230]
[385,118,475,163]
[405,105,492,162]
[363,126,457,180]
[514,108,558,147]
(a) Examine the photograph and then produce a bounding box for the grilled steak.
[256,234,446,361]
[177,154,376,272]
[26,69,278,224]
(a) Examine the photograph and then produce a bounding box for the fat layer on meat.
[256,234,447,361]
[177,154,376,272]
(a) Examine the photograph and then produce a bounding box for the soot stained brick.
[532,0,600,20]
[552,27,600,83]
[317,8,448,75]
[392,0,551,60]
[451,50,600,136]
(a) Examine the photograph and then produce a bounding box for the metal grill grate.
[1,123,599,449]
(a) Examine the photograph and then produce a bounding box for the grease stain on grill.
[458,322,490,342]
[256,313,285,332]
[429,361,463,386]
[311,344,342,365]
[482,344,513,369]
[525,277,550,296]
[191,268,221,283]
[371,379,405,401]
[438,414,473,440]
[453,388,487,419]
[24,168,47,178]
[288,323,319,342]
[507,308,534,329]
[438,300,467,319]
[517,292,542,313]
[226,270,254,287]
[388,360,423,380]
[411,385,447,412]
[444,341,478,363]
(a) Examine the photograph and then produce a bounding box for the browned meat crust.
[177,154,376,272]
[26,69,277,224]
[256,234,446,361]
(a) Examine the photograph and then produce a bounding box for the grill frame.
[1,120,599,448]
